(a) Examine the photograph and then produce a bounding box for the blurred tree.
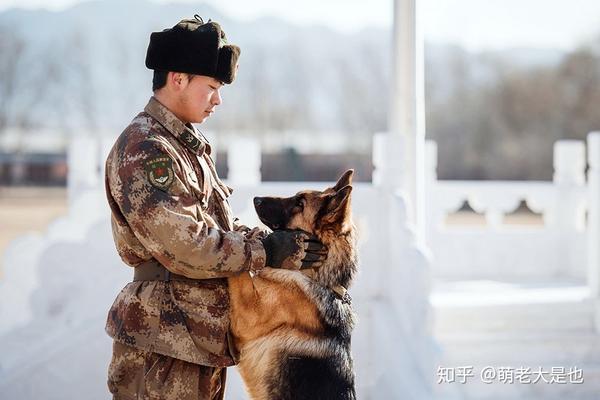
[0,29,26,132]
[0,28,59,134]
[1,5,600,181]
[426,42,600,180]
[63,29,99,135]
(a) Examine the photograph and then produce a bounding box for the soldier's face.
[177,75,223,124]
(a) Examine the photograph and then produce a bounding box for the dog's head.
[253,169,354,236]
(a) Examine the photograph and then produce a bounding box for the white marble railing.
[0,135,434,399]
[7,129,600,397]
[425,138,590,282]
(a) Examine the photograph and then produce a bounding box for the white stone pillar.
[227,137,261,186]
[587,133,600,314]
[424,140,440,243]
[388,0,426,246]
[552,140,586,230]
[367,2,433,398]
[424,140,437,183]
[549,140,586,283]
[372,132,387,186]
[67,136,99,205]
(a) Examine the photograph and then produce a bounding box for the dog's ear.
[326,185,352,215]
[332,169,354,192]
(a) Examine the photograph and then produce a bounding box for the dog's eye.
[295,198,304,210]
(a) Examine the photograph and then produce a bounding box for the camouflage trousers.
[108,341,227,400]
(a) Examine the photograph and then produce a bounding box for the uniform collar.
[144,96,209,156]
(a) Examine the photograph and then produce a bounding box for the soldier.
[104,16,327,400]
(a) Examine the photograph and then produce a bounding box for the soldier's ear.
[169,71,189,91]
[332,169,354,192]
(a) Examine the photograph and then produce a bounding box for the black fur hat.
[145,15,240,84]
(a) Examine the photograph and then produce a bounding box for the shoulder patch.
[145,155,175,191]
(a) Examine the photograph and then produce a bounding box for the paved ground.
[0,186,68,275]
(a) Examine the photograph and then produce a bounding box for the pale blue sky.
[1,0,600,50]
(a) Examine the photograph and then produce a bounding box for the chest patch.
[145,156,174,190]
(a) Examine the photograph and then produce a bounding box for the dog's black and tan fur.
[228,170,357,400]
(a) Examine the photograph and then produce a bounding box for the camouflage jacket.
[105,97,266,367]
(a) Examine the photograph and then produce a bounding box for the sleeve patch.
[145,156,175,190]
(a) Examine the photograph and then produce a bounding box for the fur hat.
[145,15,240,84]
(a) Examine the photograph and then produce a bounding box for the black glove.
[262,230,327,270]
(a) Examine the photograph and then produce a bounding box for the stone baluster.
[587,132,600,332]
[372,132,389,187]
[424,140,437,184]
[227,136,261,185]
[425,140,445,232]
[552,140,586,230]
[67,136,99,206]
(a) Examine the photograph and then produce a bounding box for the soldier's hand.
[261,230,327,270]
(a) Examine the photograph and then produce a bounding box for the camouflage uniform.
[105,96,266,399]
[108,341,226,400]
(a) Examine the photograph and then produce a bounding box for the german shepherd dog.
[228,170,357,400]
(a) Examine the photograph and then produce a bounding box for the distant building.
[0,129,374,185]
[0,129,68,185]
